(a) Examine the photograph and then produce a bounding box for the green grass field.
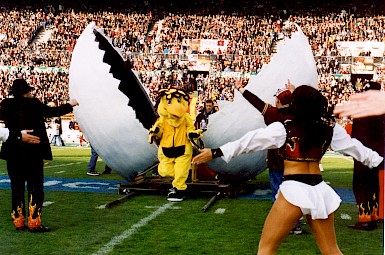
[0,146,383,255]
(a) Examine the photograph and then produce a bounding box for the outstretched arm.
[234,79,267,113]
[234,79,294,125]
[285,79,296,92]
[334,90,385,119]
[330,123,383,168]
[192,122,286,164]
[192,148,214,165]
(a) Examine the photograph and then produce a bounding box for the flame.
[28,194,42,228]
[372,205,379,221]
[371,194,379,221]
[357,198,379,222]
[11,205,25,228]
[358,203,372,222]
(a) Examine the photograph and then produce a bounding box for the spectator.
[195,99,217,130]
[87,145,112,176]
[235,79,302,234]
[50,117,65,146]
[87,145,101,176]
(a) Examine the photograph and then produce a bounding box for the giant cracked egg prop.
[69,22,317,182]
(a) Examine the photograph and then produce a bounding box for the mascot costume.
[149,88,203,202]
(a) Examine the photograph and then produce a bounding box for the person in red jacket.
[348,81,385,230]
[234,79,303,234]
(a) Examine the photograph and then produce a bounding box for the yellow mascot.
[149,88,202,202]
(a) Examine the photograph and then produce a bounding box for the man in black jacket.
[195,99,217,130]
[0,78,78,233]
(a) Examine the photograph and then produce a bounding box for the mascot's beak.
[166,102,186,119]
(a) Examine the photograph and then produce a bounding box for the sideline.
[0,176,124,194]
[92,203,174,255]
[323,153,353,163]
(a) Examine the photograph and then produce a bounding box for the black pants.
[7,156,44,219]
[353,161,379,222]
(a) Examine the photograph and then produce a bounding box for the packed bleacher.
[0,0,384,118]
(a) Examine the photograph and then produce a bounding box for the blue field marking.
[0,176,127,194]
[334,188,356,204]
[0,175,356,203]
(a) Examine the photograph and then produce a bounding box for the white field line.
[44,162,82,169]
[92,203,174,255]
[50,147,71,150]
[215,208,226,214]
[340,213,352,220]
[42,201,54,207]
[145,205,182,210]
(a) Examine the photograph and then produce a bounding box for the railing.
[0,49,384,72]
[313,56,385,65]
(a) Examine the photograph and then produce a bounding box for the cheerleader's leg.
[306,214,342,255]
[258,193,303,255]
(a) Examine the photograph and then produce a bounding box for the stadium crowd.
[0,0,384,117]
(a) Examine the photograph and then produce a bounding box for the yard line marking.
[215,208,226,214]
[323,154,353,162]
[44,180,62,186]
[337,157,353,163]
[145,205,181,210]
[340,213,352,220]
[253,189,270,195]
[44,162,82,169]
[92,203,174,255]
[43,201,54,207]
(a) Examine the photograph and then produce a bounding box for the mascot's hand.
[148,126,160,144]
[188,129,203,139]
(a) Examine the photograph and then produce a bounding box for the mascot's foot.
[167,188,184,202]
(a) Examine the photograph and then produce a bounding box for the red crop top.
[279,121,333,162]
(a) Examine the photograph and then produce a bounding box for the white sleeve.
[0,128,9,142]
[220,122,286,163]
[330,123,383,168]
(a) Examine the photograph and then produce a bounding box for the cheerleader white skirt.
[277,180,342,220]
